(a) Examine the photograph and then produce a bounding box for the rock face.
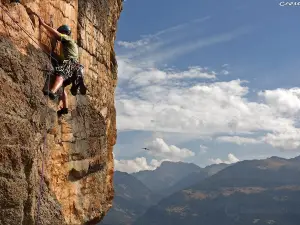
[0,0,122,224]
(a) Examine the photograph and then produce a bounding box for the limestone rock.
[0,0,122,224]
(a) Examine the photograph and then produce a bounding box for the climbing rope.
[0,4,56,224]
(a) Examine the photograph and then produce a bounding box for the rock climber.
[38,16,87,116]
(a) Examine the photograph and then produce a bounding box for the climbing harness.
[0,4,56,224]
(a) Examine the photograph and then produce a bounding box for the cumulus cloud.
[114,157,170,173]
[116,61,293,135]
[115,55,300,151]
[216,136,262,145]
[262,128,300,150]
[210,153,240,165]
[117,59,216,88]
[259,88,300,116]
[114,138,195,173]
[146,138,195,160]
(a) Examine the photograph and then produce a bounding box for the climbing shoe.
[43,90,57,100]
[57,108,68,116]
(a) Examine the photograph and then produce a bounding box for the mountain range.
[100,161,228,225]
[133,156,300,225]
[101,156,300,225]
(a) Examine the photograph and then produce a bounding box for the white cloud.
[117,16,211,52]
[221,70,229,75]
[145,138,195,160]
[199,145,208,154]
[117,40,149,49]
[259,88,300,116]
[113,138,195,173]
[262,128,300,150]
[168,67,216,80]
[146,26,252,63]
[116,18,250,65]
[117,59,216,88]
[115,56,300,151]
[209,153,240,165]
[114,157,170,173]
[143,16,211,39]
[216,136,262,145]
[220,64,230,75]
[116,60,293,136]
[115,19,300,152]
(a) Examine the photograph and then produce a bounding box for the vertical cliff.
[0,0,122,224]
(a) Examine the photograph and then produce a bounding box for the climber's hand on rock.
[36,16,60,39]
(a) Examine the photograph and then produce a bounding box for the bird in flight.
[142,147,150,151]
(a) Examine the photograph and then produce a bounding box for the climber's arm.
[38,16,61,40]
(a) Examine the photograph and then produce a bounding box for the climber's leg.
[62,89,68,109]
[43,74,63,100]
[44,60,75,101]
[44,60,68,100]
[50,75,64,93]
[57,89,68,116]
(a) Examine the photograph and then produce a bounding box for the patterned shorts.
[54,59,82,80]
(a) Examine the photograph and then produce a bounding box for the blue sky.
[113,0,300,173]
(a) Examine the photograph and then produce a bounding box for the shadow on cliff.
[0,34,66,224]
[0,35,112,225]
